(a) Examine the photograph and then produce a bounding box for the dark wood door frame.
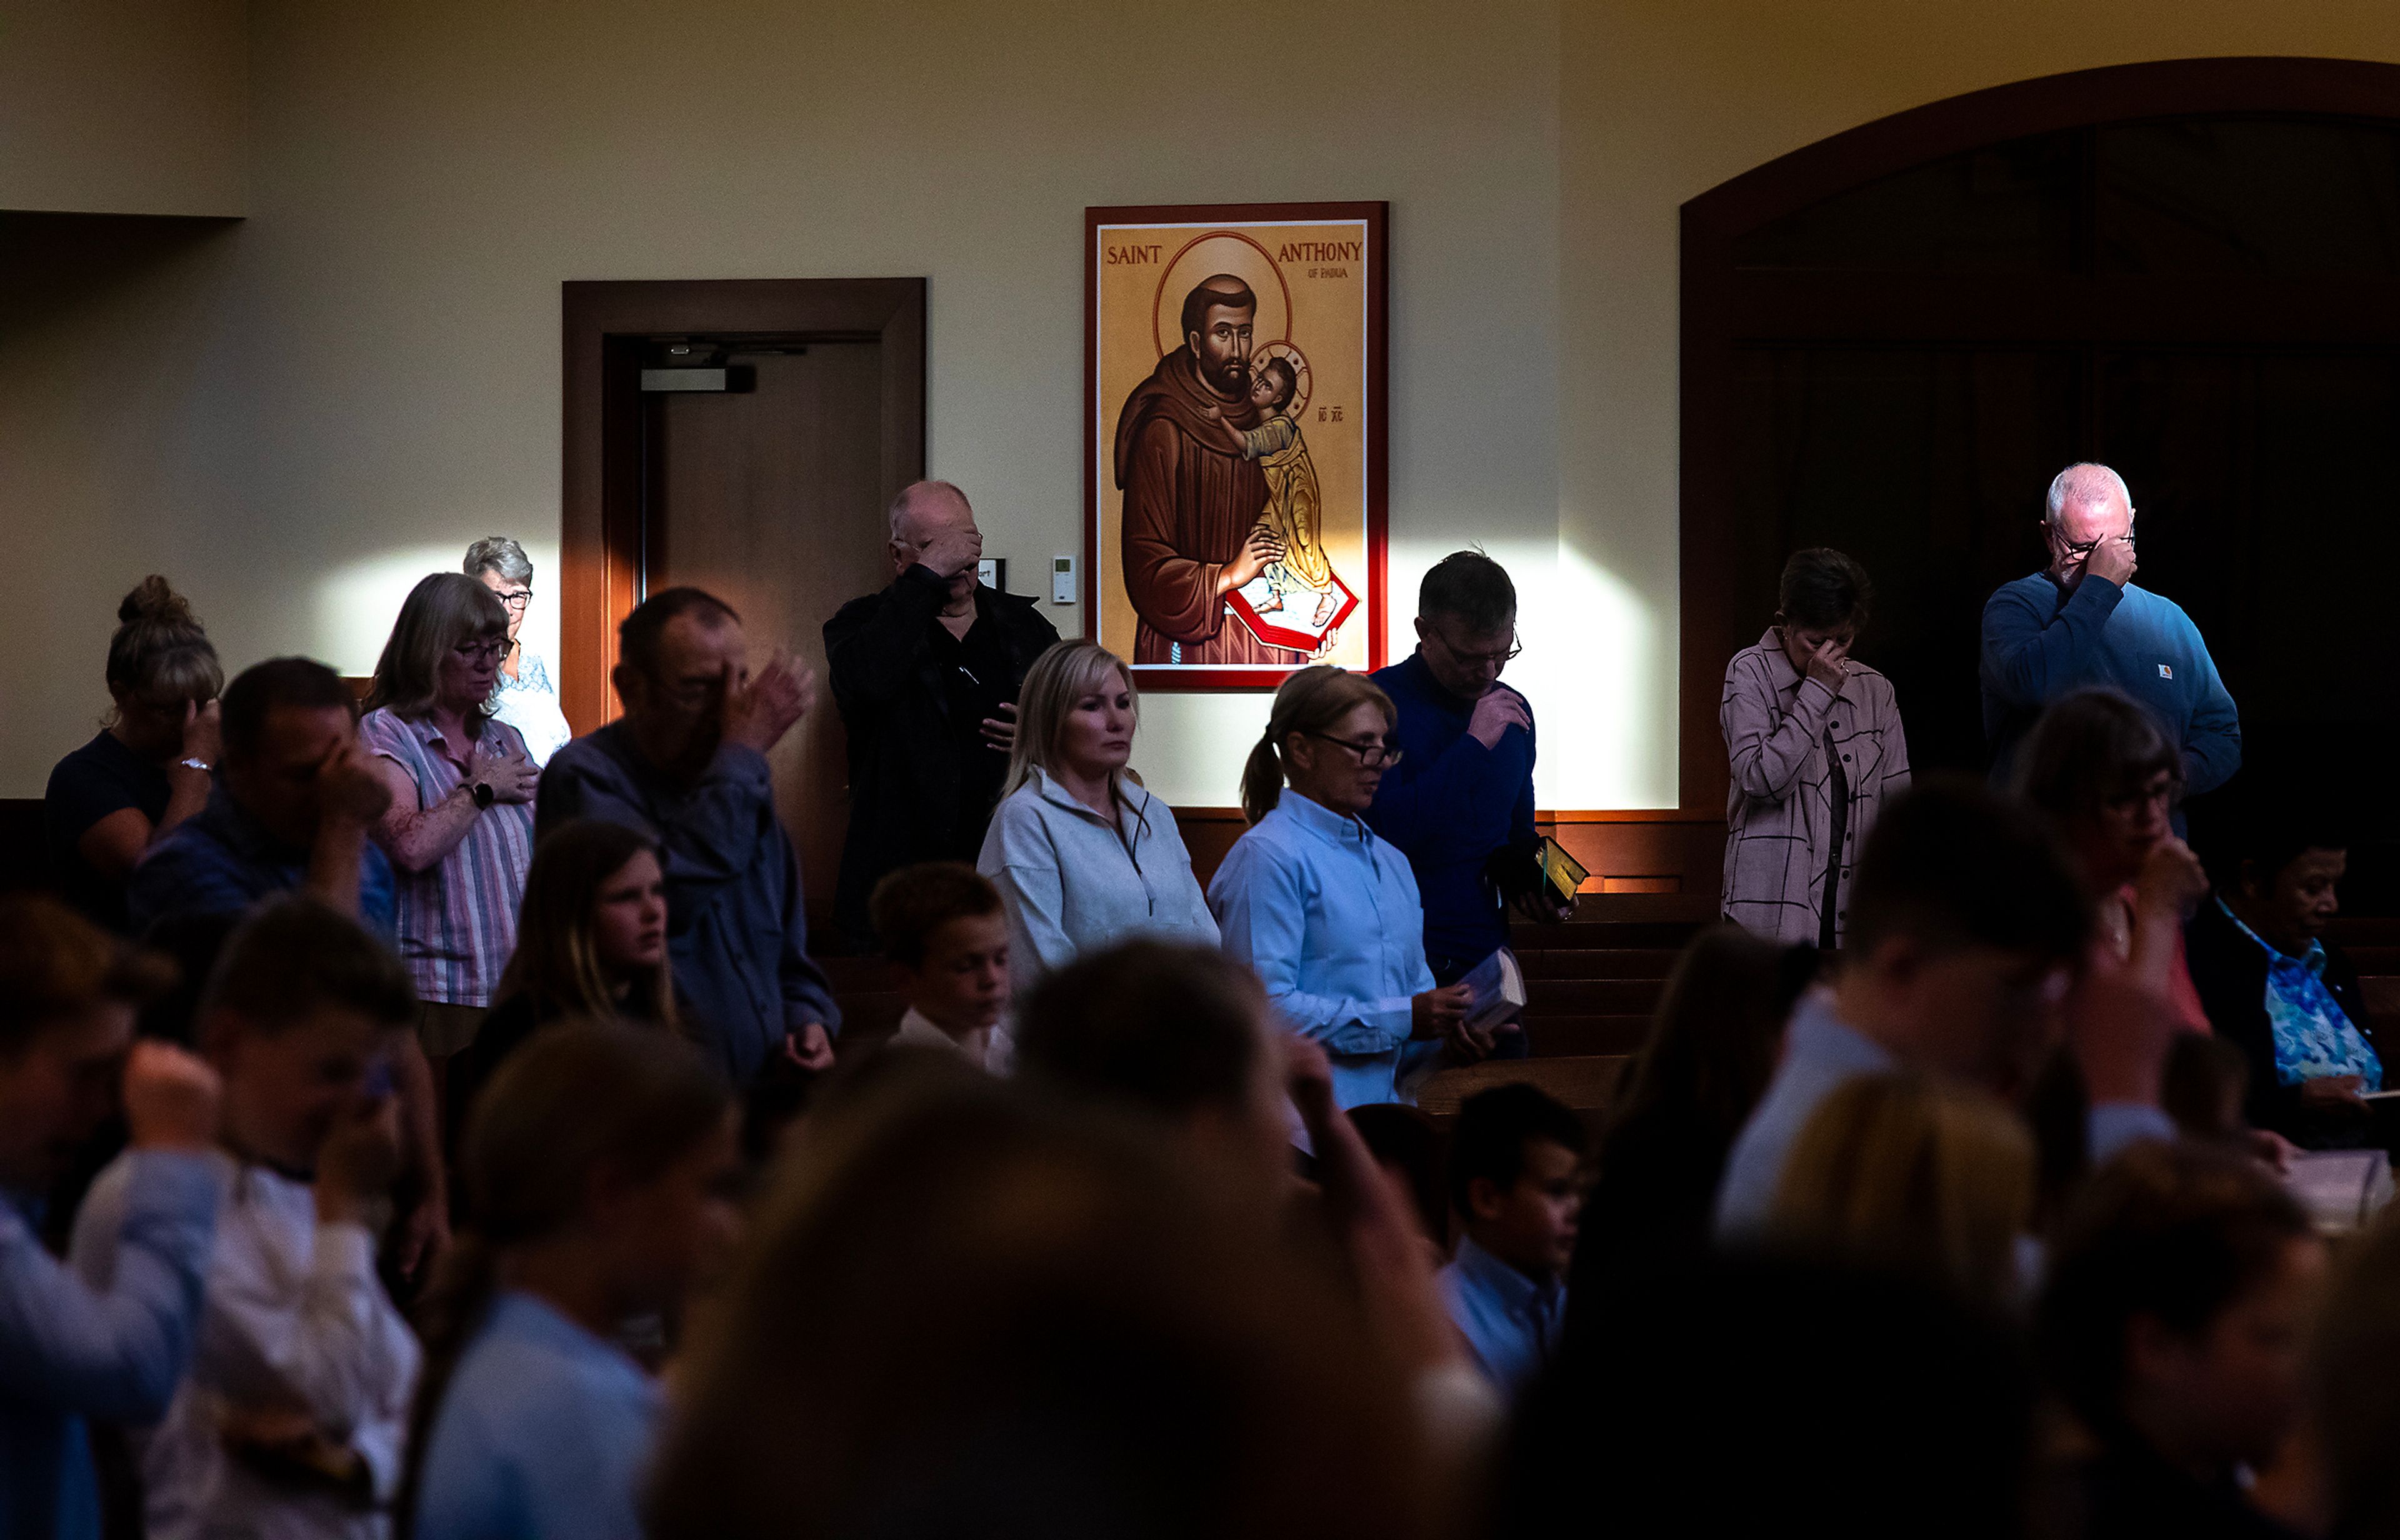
[559,278,926,733]
[1678,56,2400,812]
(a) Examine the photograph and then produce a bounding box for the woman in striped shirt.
[360,572,541,1076]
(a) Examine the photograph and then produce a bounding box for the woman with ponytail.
[1207,667,1478,1111]
[44,576,226,931]
[400,1021,735,1540]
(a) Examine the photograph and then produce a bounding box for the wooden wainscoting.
[1170,806,1727,904]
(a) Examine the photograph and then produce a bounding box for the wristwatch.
[469,782,494,810]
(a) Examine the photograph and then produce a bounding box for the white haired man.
[1979,463,2240,801]
[824,481,1058,950]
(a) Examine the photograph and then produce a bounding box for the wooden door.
[645,342,891,914]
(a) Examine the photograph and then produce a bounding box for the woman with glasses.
[361,572,543,1072]
[1209,666,1478,1111]
[2014,686,2209,1032]
[978,641,1218,991]
[465,536,573,766]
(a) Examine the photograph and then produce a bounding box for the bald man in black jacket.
[825,481,1057,951]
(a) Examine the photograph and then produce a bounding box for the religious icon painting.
[1086,201,1388,689]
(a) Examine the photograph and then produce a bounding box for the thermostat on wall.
[1051,556,1076,604]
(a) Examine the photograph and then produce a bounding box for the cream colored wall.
[1558,0,2400,808]
[0,0,247,215]
[15,1,2400,810]
[0,0,1564,804]
[0,214,250,784]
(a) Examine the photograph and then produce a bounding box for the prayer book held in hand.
[1536,836,1589,912]
[1461,948,1529,1036]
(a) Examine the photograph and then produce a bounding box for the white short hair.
[887,479,971,541]
[2044,464,2132,526]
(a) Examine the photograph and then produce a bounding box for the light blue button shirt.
[1439,1234,1567,1398]
[412,1290,662,1540]
[1209,791,1441,1109]
[1714,988,2179,1239]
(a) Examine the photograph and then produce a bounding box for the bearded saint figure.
[1112,273,1294,665]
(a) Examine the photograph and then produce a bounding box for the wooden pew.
[1417,1054,1631,1129]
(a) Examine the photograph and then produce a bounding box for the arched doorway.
[1679,58,2400,870]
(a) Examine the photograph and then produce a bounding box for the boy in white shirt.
[76,896,421,1540]
[870,862,1011,1071]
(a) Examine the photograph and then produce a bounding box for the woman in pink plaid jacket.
[1720,550,1910,950]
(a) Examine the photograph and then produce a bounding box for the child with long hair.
[1569,926,1816,1318]
[399,1022,738,1540]
[448,820,679,1135]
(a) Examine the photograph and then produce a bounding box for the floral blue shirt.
[2218,900,2383,1089]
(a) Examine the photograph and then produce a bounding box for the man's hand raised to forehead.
[722,651,813,756]
[318,738,396,828]
[2084,534,2138,589]
[914,524,983,581]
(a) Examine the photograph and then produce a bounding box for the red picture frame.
[1084,201,1389,689]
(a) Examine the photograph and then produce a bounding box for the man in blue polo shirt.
[124,658,450,1276]
[1368,552,1570,1061]
[1981,462,2241,798]
[127,658,397,940]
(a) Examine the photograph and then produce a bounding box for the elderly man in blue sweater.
[1367,553,1571,1061]
[1981,463,2241,798]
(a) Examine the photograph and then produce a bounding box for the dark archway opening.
[1682,59,2400,905]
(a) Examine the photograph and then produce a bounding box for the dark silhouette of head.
[1498,1253,2032,1539]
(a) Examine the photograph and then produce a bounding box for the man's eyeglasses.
[491,589,532,609]
[1432,629,1522,669]
[1304,731,1404,768]
[2056,526,2136,559]
[454,639,510,664]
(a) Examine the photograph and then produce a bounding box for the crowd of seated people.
[10,468,2400,1540]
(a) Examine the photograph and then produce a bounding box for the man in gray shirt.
[539,588,839,1084]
